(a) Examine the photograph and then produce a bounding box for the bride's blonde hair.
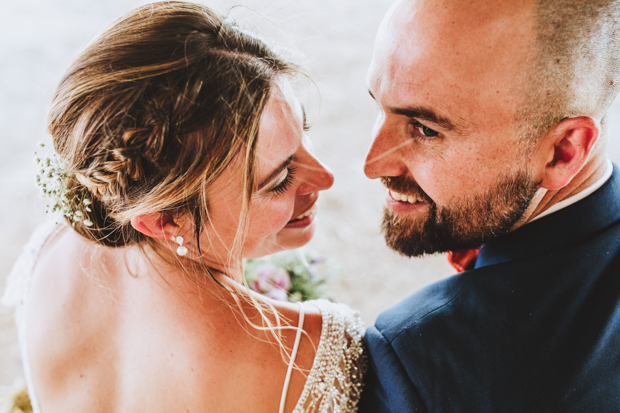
[47,1,304,349]
[49,1,298,248]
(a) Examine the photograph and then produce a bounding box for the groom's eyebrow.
[368,89,457,131]
[257,154,296,190]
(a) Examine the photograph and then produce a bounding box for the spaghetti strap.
[278,302,305,413]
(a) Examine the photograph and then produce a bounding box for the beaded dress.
[1,221,367,413]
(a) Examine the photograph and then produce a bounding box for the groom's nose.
[364,118,410,180]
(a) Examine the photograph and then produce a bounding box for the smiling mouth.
[389,190,425,204]
[288,203,318,223]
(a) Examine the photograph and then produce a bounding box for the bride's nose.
[296,154,334,196]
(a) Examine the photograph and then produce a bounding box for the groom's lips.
[385,189,427,215]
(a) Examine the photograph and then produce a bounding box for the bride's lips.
[285,200,318,229]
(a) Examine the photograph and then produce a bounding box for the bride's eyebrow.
[257,154,296,190]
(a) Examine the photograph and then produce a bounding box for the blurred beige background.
[3,0,620,386]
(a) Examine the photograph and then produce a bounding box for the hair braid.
[48,1,300,247]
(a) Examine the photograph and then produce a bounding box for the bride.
[2,2,365,412]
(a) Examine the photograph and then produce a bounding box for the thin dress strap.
[279,302,305,413]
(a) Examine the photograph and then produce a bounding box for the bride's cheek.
[273,199,299,229]
[271,201,294,227]
[250,198,292,231]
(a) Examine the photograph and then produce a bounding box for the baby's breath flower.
[35,147,93,228]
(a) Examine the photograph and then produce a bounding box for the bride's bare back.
[27,227,323,412]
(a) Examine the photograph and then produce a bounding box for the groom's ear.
[131,213,178,239]
[538,116,600,190]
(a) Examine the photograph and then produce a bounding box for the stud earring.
[172,235,188,256]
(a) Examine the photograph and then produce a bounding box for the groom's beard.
[381,170,540,258]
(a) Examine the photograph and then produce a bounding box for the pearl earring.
[172,235,188,256]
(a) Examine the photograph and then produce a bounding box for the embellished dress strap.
[2,218,64,413]
[279,302,305,413]
[291,299,366,413]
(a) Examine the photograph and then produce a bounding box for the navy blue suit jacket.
[359,166,620,412]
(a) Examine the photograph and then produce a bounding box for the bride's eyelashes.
[271,166,298,195]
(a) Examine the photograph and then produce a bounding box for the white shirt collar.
[529,159,613,223]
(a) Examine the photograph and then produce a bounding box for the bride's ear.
[130,212,179,239]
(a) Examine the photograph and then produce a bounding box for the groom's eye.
[412,121,439,139]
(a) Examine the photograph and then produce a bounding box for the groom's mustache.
[380,176,433,204]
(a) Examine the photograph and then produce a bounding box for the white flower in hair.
[35,142,93,227]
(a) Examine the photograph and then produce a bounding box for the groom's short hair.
[520,0,620,139]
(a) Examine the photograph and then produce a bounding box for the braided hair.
[48,1,300,247]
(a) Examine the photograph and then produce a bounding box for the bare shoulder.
[271,298,365,357]
[26,227,120,411]
[297,300,324,342]
[270,299,324,350]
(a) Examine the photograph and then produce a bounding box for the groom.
[359,0,620,411]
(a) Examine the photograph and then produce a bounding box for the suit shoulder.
[374,270,472,342]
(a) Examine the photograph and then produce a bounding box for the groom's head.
[365,0,620,257]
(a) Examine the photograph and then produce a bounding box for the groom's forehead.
[375,0,536,63]
[383,0,536,28]
[370,0,536,121]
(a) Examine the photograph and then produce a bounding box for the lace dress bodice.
[292,300,366,412]
[1,221,366,413]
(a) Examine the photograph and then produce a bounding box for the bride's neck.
[123,243,244,296]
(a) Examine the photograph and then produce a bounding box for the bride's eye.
[271,166,297,195]
[411,121,439,139]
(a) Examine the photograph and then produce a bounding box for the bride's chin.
[279,221,317,249]
[243,223,316,260]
